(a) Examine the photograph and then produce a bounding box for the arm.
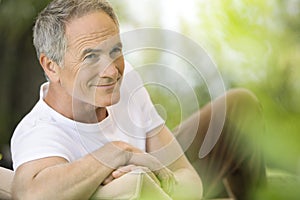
[12,141,129,200]
[12,141,174,200]
[146,125,203,200]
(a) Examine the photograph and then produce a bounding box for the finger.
[102,174,114,185]
[112,165,136,178]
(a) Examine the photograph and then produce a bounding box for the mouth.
[91,77,121,89]
[98,82,117,87]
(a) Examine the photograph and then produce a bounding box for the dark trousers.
[174,89,266,200]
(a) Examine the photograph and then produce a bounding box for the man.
[11,0,266,199]
[10,0,202,199]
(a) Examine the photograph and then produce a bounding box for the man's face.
[59,11,124,107]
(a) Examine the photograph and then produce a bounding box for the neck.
[44,82,107,123]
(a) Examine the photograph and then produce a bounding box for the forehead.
[65,11,119,49]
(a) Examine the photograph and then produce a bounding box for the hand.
[128,152,177,195]
[102,165,160,186]
[95,141,177,194]
[153,165,177,195]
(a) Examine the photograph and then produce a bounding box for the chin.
[95,93,120,107]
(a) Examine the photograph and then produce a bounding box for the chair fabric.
[0,167,13,200]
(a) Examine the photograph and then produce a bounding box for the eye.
[84,53,99,62]
[110,47,123,58]
[85,53,96,60]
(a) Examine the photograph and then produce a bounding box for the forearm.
[171,168,203,200]
[27,155,110,200]
[13,142,131,200]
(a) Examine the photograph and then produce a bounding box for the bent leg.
[174,88,266,199]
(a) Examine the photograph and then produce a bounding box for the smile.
[98,82,117,87]
[92,82,116,90]
[91,79,121,90]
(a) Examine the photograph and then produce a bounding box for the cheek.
[60,60,80,86]
[73,65,97,86]
[59,69,74,90]
[61,68,91,98]
[115,56,125,74]
[93,85,121,106]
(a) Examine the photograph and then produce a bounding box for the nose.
[100,60,119,79]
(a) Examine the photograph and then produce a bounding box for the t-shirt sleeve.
[11,125,76,171]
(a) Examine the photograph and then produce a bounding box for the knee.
[225,88,262,115]
[224,88,265,137]
[226,88,259,105]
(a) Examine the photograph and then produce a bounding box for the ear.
[39,54,61,83]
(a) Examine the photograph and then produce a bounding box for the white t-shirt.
[11,62,164,170]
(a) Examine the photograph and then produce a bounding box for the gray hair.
[33,0,119,66]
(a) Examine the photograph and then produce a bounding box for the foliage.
[117,0,300,197]
[193,0,300,173]
[184,0,300,198]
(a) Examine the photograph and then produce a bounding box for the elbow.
[11,180,23,200]
[12,189,28,200]
[13,189,49,200]
[12,181,43,200]
[12,187,33,200]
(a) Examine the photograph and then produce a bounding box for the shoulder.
[10,104,77,170]
[12,100,54,137]
[11,98,76,153]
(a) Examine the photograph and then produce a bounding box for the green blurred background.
[1,0,299,198]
